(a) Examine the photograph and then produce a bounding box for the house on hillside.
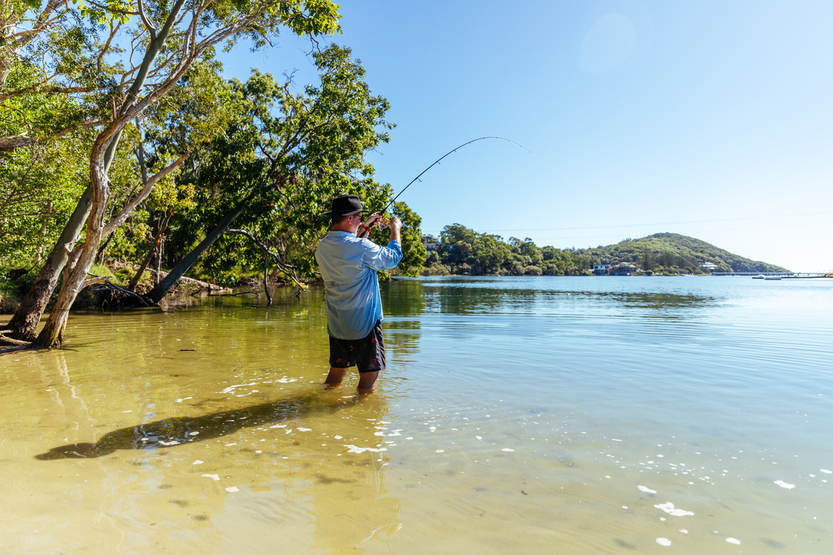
[421,234,439,251]
[592,264,612,275]
[611,263,638,276]
[701,262,718,271]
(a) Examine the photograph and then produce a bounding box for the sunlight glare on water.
[1,277,831,553]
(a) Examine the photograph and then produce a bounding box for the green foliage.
[1,0,346,280]
[577,233,790,274]
[158,44,395,282]
[89,263,113,277]
[0,265,39,304]
[70,0,133,25]
[432,224,592,276]
[0,62,97,266]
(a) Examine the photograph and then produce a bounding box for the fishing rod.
[362,136,531,235]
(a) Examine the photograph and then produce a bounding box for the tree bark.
[34,201,54,265]
[0,135,38,152]
[33,153,111,348]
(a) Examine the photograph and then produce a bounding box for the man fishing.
[315,195,402,392]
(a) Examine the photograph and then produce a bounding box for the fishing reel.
[358,212,392,238]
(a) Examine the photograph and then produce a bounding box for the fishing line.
[378,136,532,215]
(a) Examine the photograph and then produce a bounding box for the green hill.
[424,225,788,276]
[576,232,789,274]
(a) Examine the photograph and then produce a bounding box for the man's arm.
[388,216,401,244]
[357,213,380,239]
[360,215,403,271]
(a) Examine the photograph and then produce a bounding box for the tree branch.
[81,275,112,289]
[101,153,189,238]
[97,21,122,73]
[0,135,37,152]
[137,0,157,38]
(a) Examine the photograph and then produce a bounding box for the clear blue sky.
[221,0,833,272]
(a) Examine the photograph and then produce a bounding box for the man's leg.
[325,367,349,386]
[327,336,352,386]
[357,371,379,392]
[356,322,384,393]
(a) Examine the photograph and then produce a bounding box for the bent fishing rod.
[359,136,531,237]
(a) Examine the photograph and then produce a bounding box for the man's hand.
[357,212,382,238]
[388,216,402,243]
[362,212,383,229]
[358,213,402,242]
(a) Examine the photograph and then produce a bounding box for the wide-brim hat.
[323,194,367,216]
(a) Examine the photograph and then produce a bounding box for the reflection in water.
[381,279,427,316]
[36,390,360,460]
[416,278,717,318]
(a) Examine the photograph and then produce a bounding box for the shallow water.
[2,276,832,553]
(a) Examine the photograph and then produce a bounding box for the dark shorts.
[329,321,386,374]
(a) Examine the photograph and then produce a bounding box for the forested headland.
[576,232,790,274]
[421,226,789,276]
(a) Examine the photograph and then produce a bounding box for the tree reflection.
[381,279,426,316]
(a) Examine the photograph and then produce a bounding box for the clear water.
[1,276,831,553]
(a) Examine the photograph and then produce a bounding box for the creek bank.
[0,263,306,315]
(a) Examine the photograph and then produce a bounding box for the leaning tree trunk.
[145,193,255,303]
[32,158,111,348]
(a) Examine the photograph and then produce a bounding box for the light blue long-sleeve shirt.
[315,231,403,340]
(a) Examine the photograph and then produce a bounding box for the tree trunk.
[128,234,162,291]
[34,201,54,265]
[33,162,110,348]
[145,195,254,303]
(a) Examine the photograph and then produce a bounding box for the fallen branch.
[88,281,158,308]
[0,344,30,353]
[149,270,226,291]
[0,333,31,347]
[81,275,112,289]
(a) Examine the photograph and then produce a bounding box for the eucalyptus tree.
[1,0,112,327]
[1,0,342,349]
[146,44,394,302]
[1,0,125,340]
